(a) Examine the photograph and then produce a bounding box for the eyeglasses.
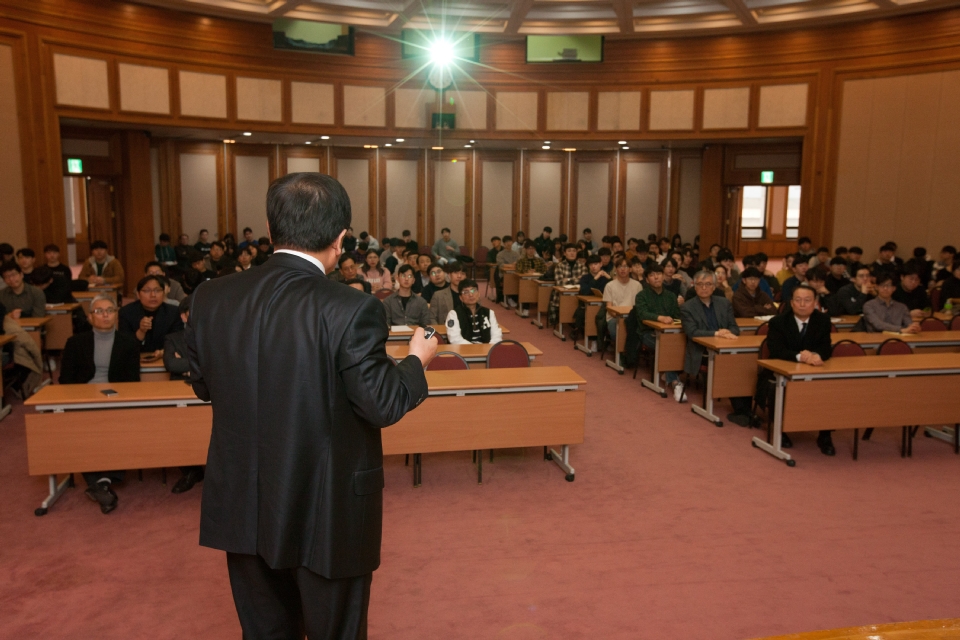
[461,288,479,295]
[91,308,117,316]
[429,270,444,276]
[140,288,164,295]
[694,282,715,288]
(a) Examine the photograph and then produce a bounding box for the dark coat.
[186,253,429,579]
[766,309,833,363]
[118,300,184,352]
[680,296,740,376]
[59,330,141,384]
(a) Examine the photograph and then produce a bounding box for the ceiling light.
[618,140,627,145]
[429,38,455,67]
[544,141,551,144]
[432,146,444,150]
[242,132,252,136]
[622,146,630,150]
[396,138,405,142]
[464,144,471,148]
[223,139,235,144]
[563,148,576,152]
[451,159,457,163]
[469,140,475,143]
[542,145,550,150]
[305,141,311,145]
[320,135,330,140]
[385,143,392,147]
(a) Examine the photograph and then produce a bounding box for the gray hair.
[693,269,717,284]
[90,293,118,309]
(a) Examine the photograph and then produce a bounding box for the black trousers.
[226,552,372,640]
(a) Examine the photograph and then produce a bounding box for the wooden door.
[86,178,116,251]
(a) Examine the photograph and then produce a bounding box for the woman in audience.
[629,256,645,282]
[941,261,960,303]
[511,231,525,253]
[662,258,684,302]
[358,249,392,292]
[776,254,795,284]
[669,251,693,291]
[382,265,431,328]
[221,233,238,259]
[714,265,734,302]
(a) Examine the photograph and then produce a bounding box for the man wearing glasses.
[446,279,502,345]
[59,294,141,513]
[118,275,184,355]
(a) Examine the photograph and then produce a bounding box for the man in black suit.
[186,172,438,639]
[765,284,836,455]
[59,294,141,513]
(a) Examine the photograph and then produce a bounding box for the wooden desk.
[640,319,685,397]
[25,380,209,514]
[0,334,15,421]
[44,303,79,350]
[72,291,98,314]
[575,295,603,356]
[604,305,632,374]
[501,264,519,297]
[552,286,580,340]
[758,617,960,640]
[386,341,543,368]
[383,366,586,485]
[387,323,511,342]
[140,356,171,381]
[533,280,554,329]
[15,316,52,352]
[736,315,862,333]
[754,353,960,466]
[516,272,542,318]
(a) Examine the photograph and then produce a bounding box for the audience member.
[359,231,379,252]
[445,279,502,345]
[807,246,831,268]
[940,261,960,302]
[716,249,740,287]
[237,227,257,251]
[79,240,125,287]
[382,265,431,328]
[581,228,598,252]
[732,267,775,317]
[145,261,186,302]
[328,254,358,284]
[183,251,216,294]
[16,248,37,284]
[432,227,460,264]
[358,249,392,292]
[713,265,734,302]
[175,234,193,268]
[511,231,525,253]
[931,245,957,284]
[863,272,920,334]
[402,229,418,253]
[255,237,273,263]
[429,261,467,324]
[43,244,72,282]
[204,241,236,274]
[341,227,356,253]
[892,264,930,320]
[579,255,610,295]
[825,257,850,294]
[495,235,522,305]
[194,229,213,255]
[421,263,448,303]
[635,264,685,402]
[805,267,840,316]
[31,266,74,305]
[775,254,795,284]
[119,275,185,353]
[602,257,642,345]
[516,241,545,275]
[533,227,553,257]
[797,236,815,258]
[343,277,371,294]
[155,233,176,265]
[0,262,46,318]
[835,265,875,315]
[780,253,809,302]
[661,259,684,301]
[486,236,502,263]
[548,244,587,326]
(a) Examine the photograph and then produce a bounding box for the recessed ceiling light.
[320,135,330,140]
[242,132,252,136]
[432,146,444,150]
[305,141,312,145]
[469,140,475,143]
[223,139,235,144]
[464,144,471,148]
[618,140,627,145]
[396,138,405,142]
[544,141,551,144]
[385,143,392,147]
[563,148,576,152]
[622,146,630,150]
[542,145,550,150]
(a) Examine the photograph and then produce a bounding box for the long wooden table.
[604,305,632,374]
[640,319,686,397]
[736,315,862,333]
[691,331,960,427]
[754,353,960,466]
[387,341,542,367]
[388,323,511,342]
[575,295,603,356]
[0,333,15,421]
[553,286,581,340]
[532,280,554,329]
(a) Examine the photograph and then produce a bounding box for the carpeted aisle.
[2,299,958,639]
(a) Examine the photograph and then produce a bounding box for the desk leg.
[924,425,958,453]
[547,445,575,482]
[533,307,544,329]
[692,351,724,427]
[605,349,623,374]
[751,375,795,466]
[0,403,11,422]
[640,332,667,397]
[35,473,74,516]
[516,303,530,318]
[575,332,594,356]
[553,323,566,341]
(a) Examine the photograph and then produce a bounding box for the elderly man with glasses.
[59,294,142,513]
[118,275,184,355]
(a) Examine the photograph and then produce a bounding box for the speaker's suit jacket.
[186,252,429,579]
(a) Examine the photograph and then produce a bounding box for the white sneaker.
[507,298,518,308]
[673,382,687,403]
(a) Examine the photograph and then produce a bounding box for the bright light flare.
[430,38,455,67]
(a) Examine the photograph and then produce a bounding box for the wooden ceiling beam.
[611,0,635,34]
[721,0,757,26]
[505,0,536,34]
[267,0,306,16]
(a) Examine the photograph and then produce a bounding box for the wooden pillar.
[698,144,725,251]
[119,130,155,294]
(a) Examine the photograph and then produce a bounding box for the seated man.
[421,262,448,303]
[765,284,835,454]
[495,235,521,305]
[825,257,850,294]
[863,272,921,334]
[328,253,358,284]
[31,266,75,305]
[0,261,46,318]
[382,265,431,328]
[43,244,73,283]
[635,264,686,402]
[892,264,930,321]
[161,296,205,494]
[579,254,610,295]
[445,279,502,345]
[78,240,125,287]
[515,240,544,275]
[805,267,841,316]
[432,227,460,265]
[486,236,502,263]
[602,257,642,345]
[145,261,186,302]
[204,241,236,274]
[155,233,176,265]
[597,248,614,275]
[59,294,141,513]
[343,277,371,294]
[429,261,467,324]
[548,244,587,326]
[732,267,775,317]
[182,250,216,294]
[118,275,184,354]
[836,265,875,315]
[780,252,809,302]
[680,270,753,426]
[16,248,38,285]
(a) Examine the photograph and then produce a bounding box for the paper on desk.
[830,317,842,323]
[754,315,774,321]
[391,325,413,332]
[563,284,579,290]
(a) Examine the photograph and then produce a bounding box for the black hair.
[563,243,578,252]
[16,248,35,258]
[266,173,351,251]
[740,266,762,279]
[942,245,957,255]
[523,240,535,249]
[912,247,926,259]
[755,252,769,262]
[829,256,847,266]
[198,228,208,235]
[240,246,254,257]
[875,272,897,287]
[144,260,163,272]
[636,241,648,252]
[663,258,678,271]
[900,263,921,278]
[446,261,465,274]
[849,246,863,254]
[337,253,355,267]
[0,243,14,256]
[243,227,253,234]
[742,254,759,267]
[1,260,22,275]
[178,296,192,316]
[90,240,108,250]
[835,246,848,255]
[490,236,501,243]
[586,254,601,265]
[158,234,171,243]
[343,277,371,293]
[402,229,411,236]
[583,228,592,234]
[441,227,451,234]
[459,279,479,292]
[542,226,552,234]
[717,249,735,262]
[136,275,165,292]
[359,231,369,240]
[793,283,819,299]
[211,241,225,250]
[597,247,612,257]
[797,236,812,246]
[502,235,512,243]
[817,246,829,254]
[792,252,809,265]
[645,264,664,275]
[396,263,415,277]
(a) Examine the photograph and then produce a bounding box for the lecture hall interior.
[2,0,960,637]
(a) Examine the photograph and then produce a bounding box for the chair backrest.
[426,351,469,371]
[479,245,490,262]
[387,355,399,365]
[759,338,770,360]
[756,322,770,336]
[486,340,530,369]
[951,315,960,331]
[459,246,471,259]
[831,339,866,358]
[877,338,913,356]
[829,322,838,333]
[931,287,942,312]
[920,317,947,332]
[374,288,393,300]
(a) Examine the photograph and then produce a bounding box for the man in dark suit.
[186,173,438,639]
[765,283,836,455]
[59,294,141,513]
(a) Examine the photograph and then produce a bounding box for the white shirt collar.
[794,314,809,331]
[273,249,326,275]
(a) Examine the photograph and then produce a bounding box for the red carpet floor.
[2,303,958,639]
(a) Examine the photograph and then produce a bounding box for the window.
[785,185,801,239]
[739,185,801,240]
[740,186,767,239]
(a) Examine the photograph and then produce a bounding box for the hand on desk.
[909,309,926,322]
[657,315,674,324]
[903,322,922,334]
[715,328,737,339]
[798,350,823,366]
[9,308,22,320]
[408,328,439,368]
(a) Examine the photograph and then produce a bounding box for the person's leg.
[226,552,304,640]
[296,569,372,640]
[607,318,617,344]
[82,471,123,513]
[173,465,205,494]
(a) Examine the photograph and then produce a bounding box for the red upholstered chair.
[951,315,960,331]
[756,322,770,336]
[486,340,530,369]
[829,322,839,333]
[920,318,947,332]
[753,339,777,439]
[374,288,393,300]
[930,287,942,312]
[426,352,469,371]
[877,339,913,356]
[829,341,867,458]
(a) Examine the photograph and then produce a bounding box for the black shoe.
[726,413,751,427]
[85,481,118,514]
[862,428,874,441]
[172,468,204,494]
[749,414,763,429]
[817,435,836,456]
[781,433,793,449]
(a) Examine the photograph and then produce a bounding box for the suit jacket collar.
[268,251,327,276]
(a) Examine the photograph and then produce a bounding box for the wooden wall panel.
[433,159,467,245]
[118,131,155,293]
[334,157,373,235]
[649,90,694,131]
[496,92,538,131]
[236,77,282,122]
[385,159,420,238]
[527,161,563,237]
[118,63,170,114]
[179,149,222,241]
[286,156,321,174]
[546,92,589,131]
[0,43,28,250]
[53,53,109,109]
[623,162,661,241]
[233,154,271,239]
[597,92,641,131]
[676,157,702,244]
[758,84,808,128]
[480,161,515,244]
[702,87,749,130]
[574,162,610,237]
[454,90,487,130]
[343,86,385,127]
[395,87,435,129]
[290,81,334,125]
[179,71,227,119]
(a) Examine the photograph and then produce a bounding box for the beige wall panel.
[236,77,282,122]
[179,71,227,119]
[335,159,370,233]
[455,90,487,130]
[649,90,694,131]
[290,82,334,125]
[0,45,28,250]
[235,155,270,240]
[286,157,320,174]
[677,158,701,243]
[118,63,170,114]
[386,160,419,238]
[481,161,514,242]
[547,92,589,131]
[395,87,435,129]
[179,153,220,241]
[832,79,874,246]
[893,73,941,244]
[150,147,162,239]
[702,87,749,130]
[528,162,561,236]
[597,92,641,131]
[434,160,466,243]
[576,163,609,237]
[624,162,660,240]
[930,71,960,244]
[861,76,906,259]
[758,83,808,128]
[53,53,109,109]
[343,86,385,127]
[496,92,537,131]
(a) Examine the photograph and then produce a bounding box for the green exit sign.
[760,170,774,184]
[67,158,83,174]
